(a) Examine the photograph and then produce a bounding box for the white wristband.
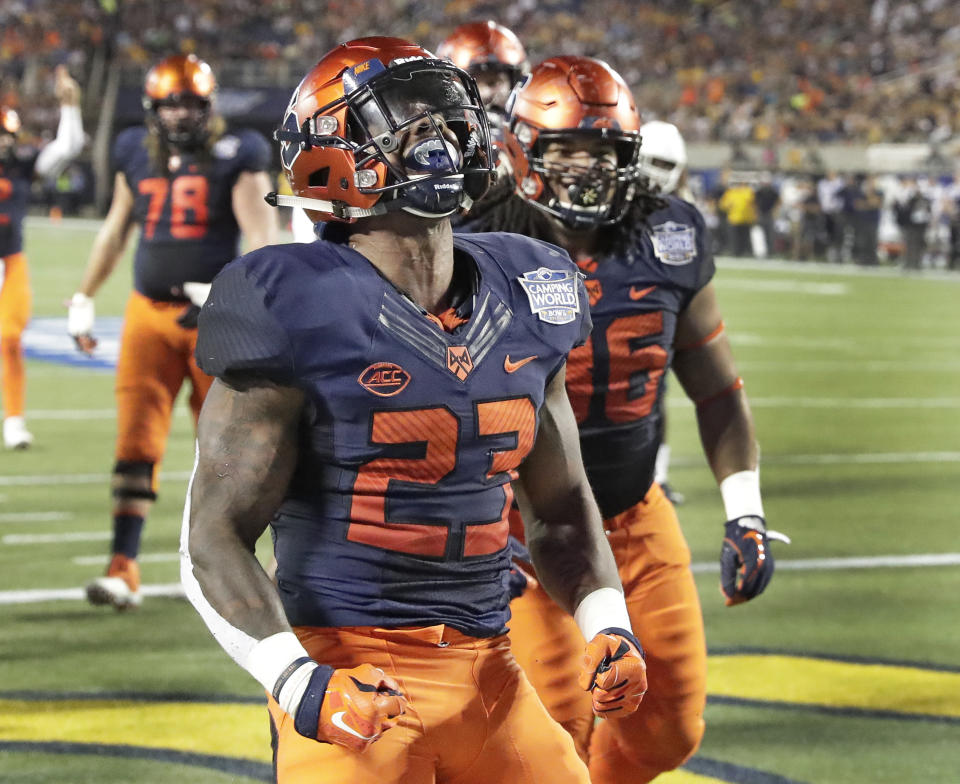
[574,587,633,642]
[720,469,764,521]
[240,632,317,704]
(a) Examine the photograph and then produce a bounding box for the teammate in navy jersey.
[0,65,84,449]
[461,56,789,782]
[181,38,647,784]
[69,54,276,610]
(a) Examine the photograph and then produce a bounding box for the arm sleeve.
[693,204,716,291]
[34,105,84,179]
[196,259,296,384]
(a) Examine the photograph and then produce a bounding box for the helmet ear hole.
[308,167,330,188]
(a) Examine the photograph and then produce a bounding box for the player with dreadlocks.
[461,55,788,782]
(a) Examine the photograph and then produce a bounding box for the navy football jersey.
[567,195,714,519]
[112,127,271,301]
[0,147,40,258]
[196,231,590,637]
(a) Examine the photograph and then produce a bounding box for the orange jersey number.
[348,397,536,558]
[567,312,668,424]
[138,175,210,240]
[0,178,12,201]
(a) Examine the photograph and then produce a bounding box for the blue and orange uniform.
[505,195,715,776]
[195,225,594,783]
[111,126,270,487]
[0,147,39,420]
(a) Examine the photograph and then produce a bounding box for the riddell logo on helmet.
[358,362,411,397]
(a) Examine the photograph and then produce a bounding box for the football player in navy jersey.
[68,54,277,610]
[461,56,788,781]
[181,38,647,784]
[0,65,84,449]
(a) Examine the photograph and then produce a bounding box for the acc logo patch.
[517,267,581,325]
[651,221,697,265]
[358,362,411,397]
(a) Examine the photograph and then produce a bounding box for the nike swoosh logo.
[504,354,538,373]
[629,285,656,301]
[330,710,377,741]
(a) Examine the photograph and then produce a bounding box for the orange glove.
[578,628,647,718]
[291,662,407,752]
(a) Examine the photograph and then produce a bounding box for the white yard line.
[72,553,180,566]
[716,256,960,282]
[0,512,73,523]
[2,554,958,605]
[3,531,111,544]
[666,397,960,409]
[0,471,193,487]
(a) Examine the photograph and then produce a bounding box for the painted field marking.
[715,255,960,282]
[72,553,180,566]
[668,397,960,409]
[721,279,848,296]
[0,512,73,523]
[2,532,110,545]
[3,554,958,605]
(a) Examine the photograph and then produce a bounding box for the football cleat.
[86,553,142,610]
[3,417,34,450]
[659,481,685,506]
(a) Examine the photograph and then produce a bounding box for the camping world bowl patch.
[651,221,697,265]
[518,267,581,325]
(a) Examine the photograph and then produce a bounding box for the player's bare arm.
[68,173,136,353]
[673,280,786,605]
[186,377,302,638]
[671,281,757,480]
[517,365,648,717]
[516,365,619,614]
[232,170,278,252]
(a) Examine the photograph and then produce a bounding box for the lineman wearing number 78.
[68,54,276,610]
[181,37,647,784]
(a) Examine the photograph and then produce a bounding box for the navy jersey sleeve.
[236,129,271,173]
[687,199,716,292]
[196,254,295,384]
[110,127,145,178]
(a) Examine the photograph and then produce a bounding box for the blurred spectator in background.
[753,172,780,258]
[718,178,756,257]
[817,171,846,262]
[894,175,931,270]
[845,173,884,265]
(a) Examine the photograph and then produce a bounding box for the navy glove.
[720,515,789,606]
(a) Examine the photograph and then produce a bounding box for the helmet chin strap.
[264,192,388,220]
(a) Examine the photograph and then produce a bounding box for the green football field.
[1,217,958,784]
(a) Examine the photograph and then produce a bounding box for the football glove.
[288,662,407,753]
[578,628,648,718]
[67,292,97,354]
[176,304,202,329]
[720,515,790,607]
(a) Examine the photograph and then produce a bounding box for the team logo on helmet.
[651,221,697,265]
[517,268,582,325]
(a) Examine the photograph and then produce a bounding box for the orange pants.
[0,251,32,417]
[115,291,213,482]
[269,624,591,784]
[509,483,706,783]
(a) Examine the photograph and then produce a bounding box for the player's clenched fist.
[290,663,407,752]
[578,629,647,717]
[720,515,790,607]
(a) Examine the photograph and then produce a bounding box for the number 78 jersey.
[196,231,590,638]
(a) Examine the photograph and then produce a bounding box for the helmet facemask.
[280,58,494,220]
[519,128,641,229]
[146,93,213,150]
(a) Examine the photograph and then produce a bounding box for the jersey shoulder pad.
[645,195,714,291]
[457,231,591,351]
[111,126,148,173]
[214,128,271,172]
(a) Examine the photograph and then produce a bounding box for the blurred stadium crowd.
[2,0,960,267]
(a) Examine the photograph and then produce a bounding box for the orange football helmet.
[0,106,21,136]
[272,36,494,223]
[437,21,528,126]
[142,54,217,148]
[503,56,643,228]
